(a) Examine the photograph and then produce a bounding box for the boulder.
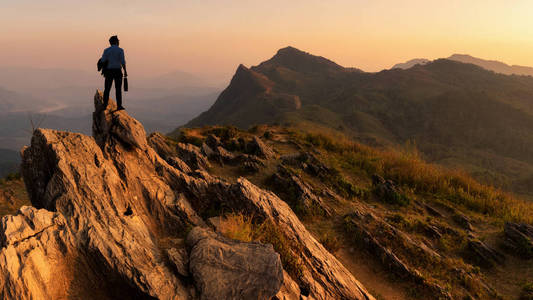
[247,136,274,158]
[187,227,283,300]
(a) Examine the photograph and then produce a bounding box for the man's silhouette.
[100,35,128,110]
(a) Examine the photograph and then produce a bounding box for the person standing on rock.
[100,35,128,110]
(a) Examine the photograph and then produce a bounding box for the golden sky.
[1,0,533,80]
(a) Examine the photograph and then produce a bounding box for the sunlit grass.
[295,130,533,224]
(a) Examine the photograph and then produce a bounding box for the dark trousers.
[103,69,123,107]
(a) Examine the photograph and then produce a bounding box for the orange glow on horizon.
[1,0,533,80]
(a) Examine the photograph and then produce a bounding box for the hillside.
[185,47,533,198]
[1,93,533,298]
[170,124,533,299]
[448,54,533,76]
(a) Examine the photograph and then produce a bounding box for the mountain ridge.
[184,47,533,198]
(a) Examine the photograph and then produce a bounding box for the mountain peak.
[447,54,533,76]
[255,46,345,74]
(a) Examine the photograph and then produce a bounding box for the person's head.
[109,35,119,46]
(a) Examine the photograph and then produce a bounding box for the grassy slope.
[175,125,533,299]
[184,47,533,199]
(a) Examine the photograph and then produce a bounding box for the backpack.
[97,59,108,76]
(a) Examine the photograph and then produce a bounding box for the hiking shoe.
[117,106,125,111]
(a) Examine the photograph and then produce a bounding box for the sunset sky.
[1,0,533,81]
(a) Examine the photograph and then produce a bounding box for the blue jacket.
[101,45,125,70]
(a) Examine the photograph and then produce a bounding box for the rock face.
[187,227,283,300]
[271,165,332,216]
[0,92,375,300]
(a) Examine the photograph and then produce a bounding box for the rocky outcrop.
[282,152,332,178]
[466,239,505,267]
[504,222,533,258]
[187,227,283,300]
[0,91,375,300]
[176,143,211,171]
[271,165,332,216]
[247,136,274,158]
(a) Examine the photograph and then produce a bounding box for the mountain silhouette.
[391,58,430,69]
[185,47,533,197]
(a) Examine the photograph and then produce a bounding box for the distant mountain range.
[0,67,221,176]
[0,67,221,149]
[185,46,533,198]
[391,58,430,70]
[393,54,533,76]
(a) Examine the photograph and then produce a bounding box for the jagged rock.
[215,146,235,162]
[344,213,452,299]
[176,142,211,171]
[187,227,283,300]
[282,152,332,178]
[148,132,176,160]
[273,270,301,300]
[0,206,76,299]
[205,134,221,149]
[271,165,332,216]
[466,239,505,267]
[219,179,373,299]
[200,143,216,159]
[504,222,533,258]
[420,222,443,239]
[93,91,148,149]
[247,136,274,158]
[167,247,189,277]
[421,202,443,218]
[453,213,474,231]
[0,91,375,300]
[15,93,202,299]
[236,154,265,173]
[168,156,193,174]
[148,133,192,174]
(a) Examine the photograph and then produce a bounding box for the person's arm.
[121,50,127,76]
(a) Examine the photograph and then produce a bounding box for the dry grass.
[296,130,533,224]
[218,213,304,278]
